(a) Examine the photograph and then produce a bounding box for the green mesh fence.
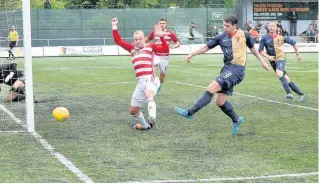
[1,7,238,47]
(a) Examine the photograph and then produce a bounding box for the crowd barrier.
[0,43,318,57]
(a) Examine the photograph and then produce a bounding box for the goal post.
[22,0,35,132]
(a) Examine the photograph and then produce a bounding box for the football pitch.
[0,53,318,182]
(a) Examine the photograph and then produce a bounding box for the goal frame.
[22,0,35,132]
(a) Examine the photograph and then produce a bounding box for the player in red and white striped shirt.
[146,18,180,92]
[112,17,169,130]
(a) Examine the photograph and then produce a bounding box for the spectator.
[44,0,51,24]
[276,26,282,35]
[288,11,298,36]
[265,22,270,33]
[312,20,318,32]
[188,22,195,41]
[207,25,219,41]
[255,21,263,32]
[277,21,283,32]
[244,20,252,32]
[248,25,259,43]
[281,27,289,36]
[257,25,267,43]
[44,0,51,9]
[305,24,316,42]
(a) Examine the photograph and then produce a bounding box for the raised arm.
[152,36,169,53]
[112,18,134,52]
[145,31,154,43]
[151,25,169,53]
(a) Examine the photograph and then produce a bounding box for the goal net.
[0,0,34,133]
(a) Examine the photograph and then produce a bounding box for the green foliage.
[22,0,237,9]
[96,0,108,8]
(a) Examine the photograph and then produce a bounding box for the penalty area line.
[172,81,318,112]
[0,104,94,183]
[140,172,319,183]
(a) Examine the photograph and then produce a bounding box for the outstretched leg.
[285,74,306,102]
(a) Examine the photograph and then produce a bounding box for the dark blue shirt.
[207,30,254,66]
[259,34,296,59]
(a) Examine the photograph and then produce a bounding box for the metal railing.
[1,35,317,48]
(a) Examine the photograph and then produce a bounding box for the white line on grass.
[172,81,318,112]
[42,66,131,70]
[0,130,26,133]
[34,81,136,86]
[0,104,94,183]
[142,172,318,183]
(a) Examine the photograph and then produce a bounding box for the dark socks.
[8,50,14,57]
[219,101,239,123]
[279,76,291,94]
[288,82,304,95]
[188,91,213,116]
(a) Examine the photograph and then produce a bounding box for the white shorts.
[153,55,169,74]
[131,76,160,107]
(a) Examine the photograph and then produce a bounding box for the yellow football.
[52,107,70,122]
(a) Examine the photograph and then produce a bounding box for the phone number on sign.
[254,13,283,16]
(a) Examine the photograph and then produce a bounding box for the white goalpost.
[22,0,35,132]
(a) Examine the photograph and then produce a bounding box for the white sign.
[212,12,223,20]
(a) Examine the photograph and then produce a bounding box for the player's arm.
[185,35,220,63]
[145,31,154,43]
[16,32,19,46]
[151,35,169,53]
[111,18,134,52]
[170,32,180,49]
[258,38,275,61]
[284,36,301,63]
[245,32,270,71]
[3,63,17,83]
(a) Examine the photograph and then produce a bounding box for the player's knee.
[276,70,283,78]
[160,78,164,83]
[129,106,140,116]
[7,91,17,102]
[145,90,155,99]
[284,75,291,83]
[214,98,224,106]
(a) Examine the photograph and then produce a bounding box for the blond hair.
[133,30,144,36]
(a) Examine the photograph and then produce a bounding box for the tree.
[97,0,108,8]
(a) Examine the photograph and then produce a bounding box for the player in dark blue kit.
[259,22,305,101]
[175,15,270,135]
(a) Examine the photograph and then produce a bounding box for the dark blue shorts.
[270,60,287,75]
[215,64,245,96]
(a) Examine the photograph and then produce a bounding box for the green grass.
[0,53,318,182]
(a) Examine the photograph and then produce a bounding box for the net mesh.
[0,0,26,132]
